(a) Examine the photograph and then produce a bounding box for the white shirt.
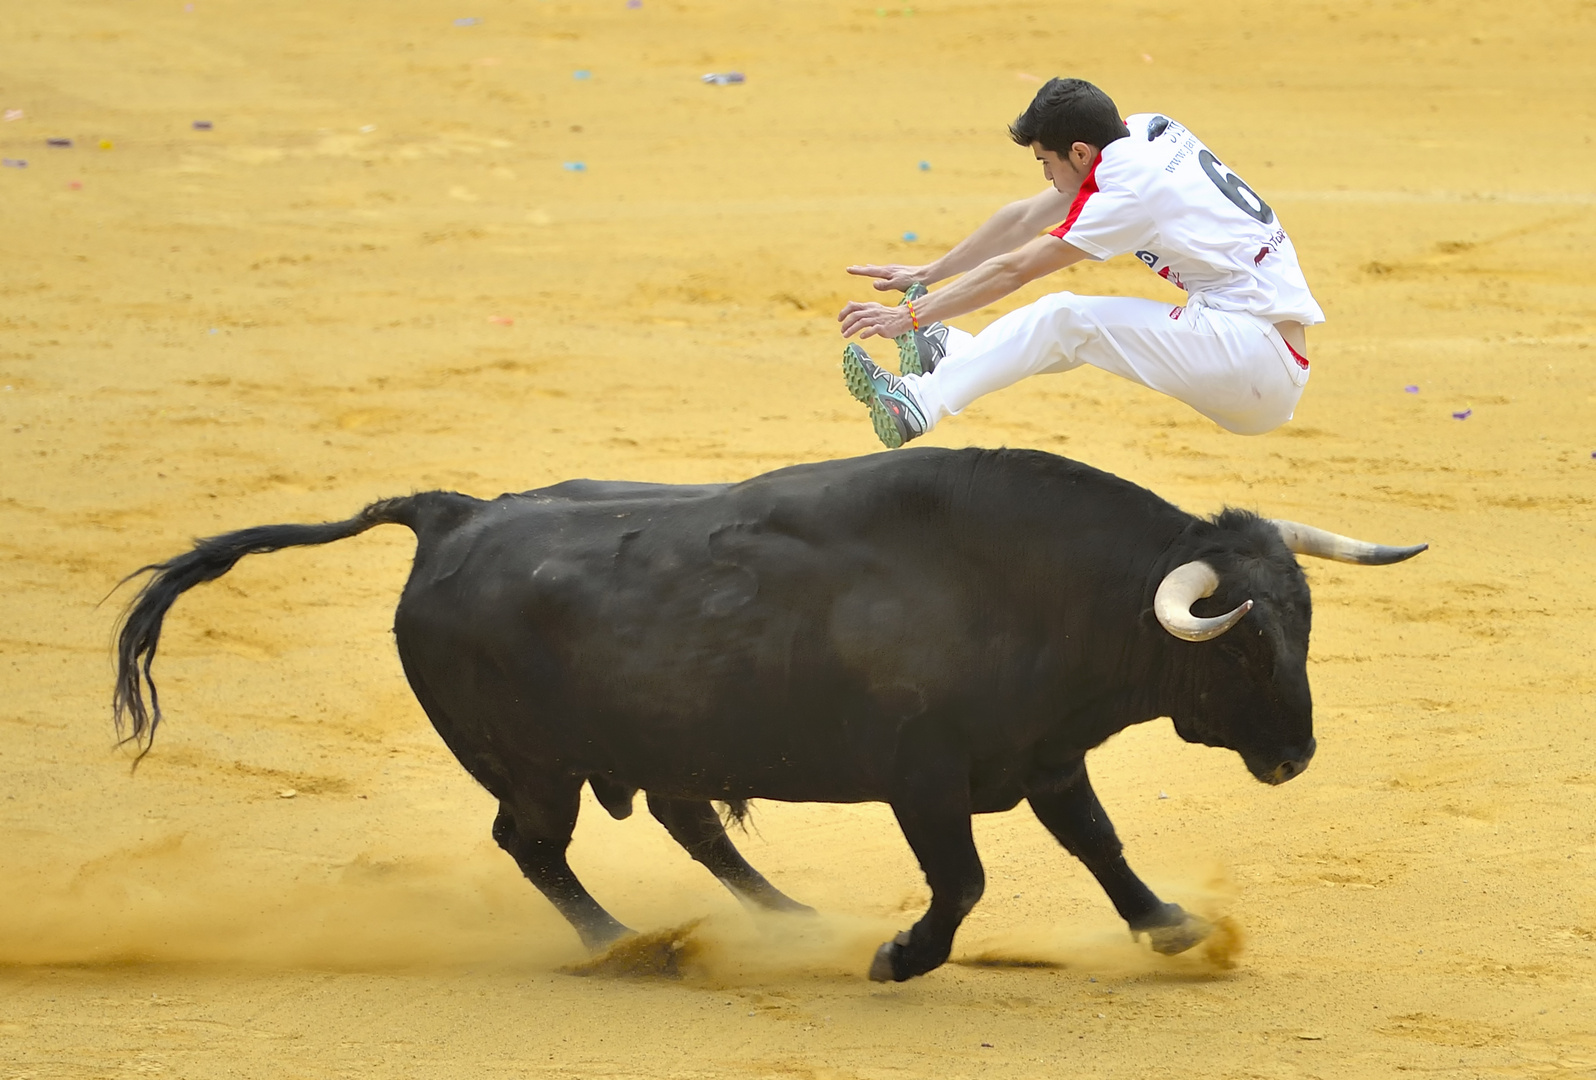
[1050,113,1325,326]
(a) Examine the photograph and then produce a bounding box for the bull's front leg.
[1027,758,1212,955]
[870,734,985,982]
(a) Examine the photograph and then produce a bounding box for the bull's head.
[1156,515,1426,785]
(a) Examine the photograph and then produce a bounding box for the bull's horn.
[1268,520,1428,565]
[1154,560,1253,642]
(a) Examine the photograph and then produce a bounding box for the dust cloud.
[1,833,572,971]
[3,826,1236,983]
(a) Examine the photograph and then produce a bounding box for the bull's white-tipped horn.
[1154,560,1253,642]
[1267,520,1428,565]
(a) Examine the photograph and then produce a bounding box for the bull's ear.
[1154,560,1252,642]
[1268,520,1427,565]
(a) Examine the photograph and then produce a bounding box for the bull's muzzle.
[1254,737,1317,785]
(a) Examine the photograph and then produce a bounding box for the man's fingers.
[840,311,883,338]
[839,303,902,340]
[846,265,889,279]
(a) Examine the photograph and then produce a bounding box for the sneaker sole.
[842,344,874,404]
[841,345,906,449]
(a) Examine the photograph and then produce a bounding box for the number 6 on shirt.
[1198,149,1275,225]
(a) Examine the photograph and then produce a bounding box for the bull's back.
[392,455,1007,797]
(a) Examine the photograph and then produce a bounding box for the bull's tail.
[112,493,459,760]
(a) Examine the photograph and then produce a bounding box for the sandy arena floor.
[2,0,1594,1076]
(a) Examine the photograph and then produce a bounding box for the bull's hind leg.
[493,783,631,951]
[645,794,813,914]
[1027,759,1210,955]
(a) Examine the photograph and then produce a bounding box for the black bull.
[113,448,1425,981]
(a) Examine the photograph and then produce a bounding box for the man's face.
[1033,141,1098,195]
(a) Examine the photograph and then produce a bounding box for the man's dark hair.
[1009,78,1129,154]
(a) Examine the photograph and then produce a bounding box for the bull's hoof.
[868,931,912,982]
[1143,912,1213,956]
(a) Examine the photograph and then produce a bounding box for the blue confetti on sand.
[574,69,592,80]
[454,16,480,26]
[918,160,930,171]
[563,161,587,172]
[902,231,918,242]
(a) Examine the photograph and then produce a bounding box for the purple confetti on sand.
[2,158,26,168]
[192,120,213,130]
[1452,408,1472,420]
[627,0,641,7]
[1404,384,1419,393]
[454,16,480,26]
[701,72,746,85]
[47,137,72,148]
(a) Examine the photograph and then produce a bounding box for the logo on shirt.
[1137,249,1184,290]
[1253,226,1288,265]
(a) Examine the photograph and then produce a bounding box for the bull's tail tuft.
[111,495,428,762]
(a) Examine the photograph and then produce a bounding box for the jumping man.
[838,78,1323,448]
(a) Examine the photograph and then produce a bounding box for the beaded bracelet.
[906,299,920,331]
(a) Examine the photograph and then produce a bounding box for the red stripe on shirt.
[1048,156,1102,240]
[1283,339,1309,370]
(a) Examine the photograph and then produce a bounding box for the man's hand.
[838,300,914,341]
[845,264,929,293]
[839,235,1089,341]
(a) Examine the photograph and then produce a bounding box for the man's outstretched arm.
[839,233,1089,340]
[846,187,1076,293]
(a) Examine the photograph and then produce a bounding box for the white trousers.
[903,292,1310,436]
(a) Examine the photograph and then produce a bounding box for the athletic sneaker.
[895,282,950,376]
[842,343,929,449]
